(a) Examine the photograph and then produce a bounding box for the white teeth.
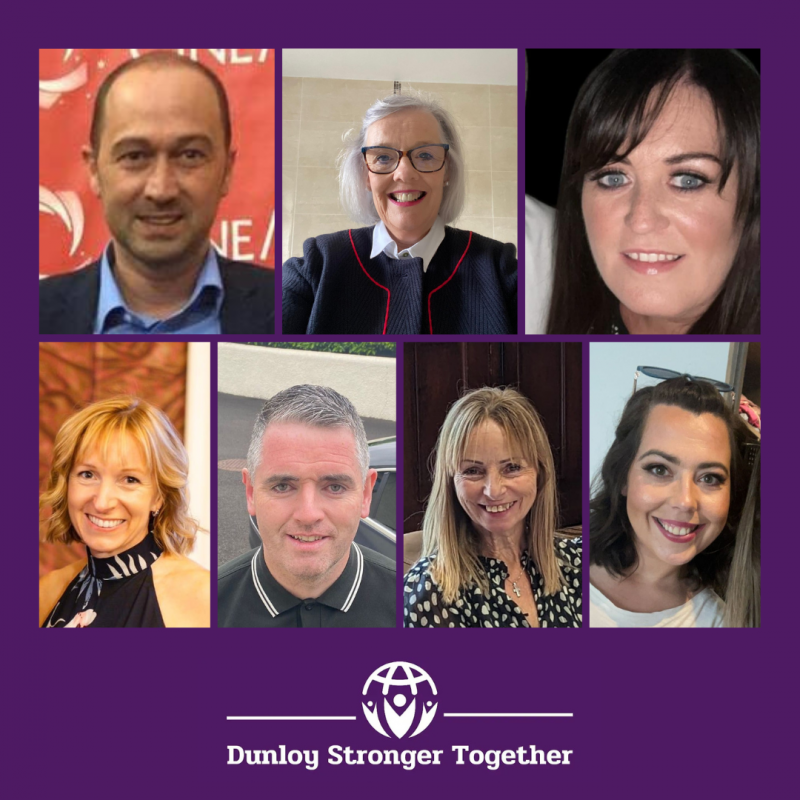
[659,520,698,536]
[290,535,324,542]
[392,192,423,202]
[88,514,124,529]
[627,252,681,262]
[484,502,514,513]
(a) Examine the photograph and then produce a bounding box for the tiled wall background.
[282,77,517,262]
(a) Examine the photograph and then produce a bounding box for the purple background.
[27,19,788,798]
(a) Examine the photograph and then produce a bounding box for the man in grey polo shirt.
[218,384,395,627]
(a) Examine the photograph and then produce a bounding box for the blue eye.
[594,171,629,189]
[670,173,709,192]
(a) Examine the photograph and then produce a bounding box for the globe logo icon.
[361,661,438,739]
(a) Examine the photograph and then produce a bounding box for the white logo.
[39,186,85,257]
[361,661,438,739]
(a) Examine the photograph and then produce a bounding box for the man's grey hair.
[338,92,466,225]
[246,385,370,480]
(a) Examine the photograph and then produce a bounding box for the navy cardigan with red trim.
[281,226,517,334]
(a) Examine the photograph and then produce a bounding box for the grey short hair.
[338,92,466,225]
[246,385,370,480]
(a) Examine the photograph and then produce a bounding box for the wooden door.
[403,342,581,533]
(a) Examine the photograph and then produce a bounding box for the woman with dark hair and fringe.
[39,397,210,628]
[546,50,760,335]
[590,377,758,627]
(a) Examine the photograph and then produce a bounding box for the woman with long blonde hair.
[404,387,581,628]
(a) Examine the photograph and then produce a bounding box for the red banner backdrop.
[39,48,275,276]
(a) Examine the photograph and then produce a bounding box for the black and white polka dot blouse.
[403,537,582,628]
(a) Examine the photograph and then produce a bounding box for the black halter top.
[43,532,165,628]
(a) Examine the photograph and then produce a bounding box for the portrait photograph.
[589,341,761,627]
[216,342,397,628]
[524,49,760,336]
[38,341,211,628]
[281,48,518,335]
[403,342,582,628]
[39,48,276,335]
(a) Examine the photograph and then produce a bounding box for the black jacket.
[39,255,275,334]
[282,226,517,334]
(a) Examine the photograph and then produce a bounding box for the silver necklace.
[507,560,528,597]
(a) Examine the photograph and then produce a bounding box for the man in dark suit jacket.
[39,51,274,335]
[40,252,274,334]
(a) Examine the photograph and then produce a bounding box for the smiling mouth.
[623,252,683,263]
[389,191,426,205]
[288,534,326,543]
[481,501,516,514]
[138,214,184,226]
[654,517,703,541]
[87,514,124,530]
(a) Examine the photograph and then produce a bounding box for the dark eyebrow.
[111,134,215,155]
[638,449,679,464]
[321,474,355,486]
[698,462,730,475]
[610,152,721,167]
[664,152,722,166]
[261,473,356,486]
[638,450,729,475]
[262,474,299,485]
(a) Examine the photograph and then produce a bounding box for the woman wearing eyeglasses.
[589,375,759,627]
[282,94,517,334]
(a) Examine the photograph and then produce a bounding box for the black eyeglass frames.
[361,144,449,174]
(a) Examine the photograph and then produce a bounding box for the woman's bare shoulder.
[152,554,210,628]
[153,553,208,575]
[39,559,87,626]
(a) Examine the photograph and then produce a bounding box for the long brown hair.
[590,377,757,600]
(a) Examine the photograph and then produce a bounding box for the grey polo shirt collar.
[250,542,364,617]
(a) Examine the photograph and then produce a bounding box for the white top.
[524,195,555,334]
[370,217,446,273]
[590,583,726,628]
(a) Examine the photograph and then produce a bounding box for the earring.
[445,180,450,186]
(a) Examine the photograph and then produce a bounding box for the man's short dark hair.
[89,50,232,153]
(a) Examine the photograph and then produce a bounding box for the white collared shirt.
[370,217,446,273]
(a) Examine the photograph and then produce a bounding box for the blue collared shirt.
[94,246,224,335]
